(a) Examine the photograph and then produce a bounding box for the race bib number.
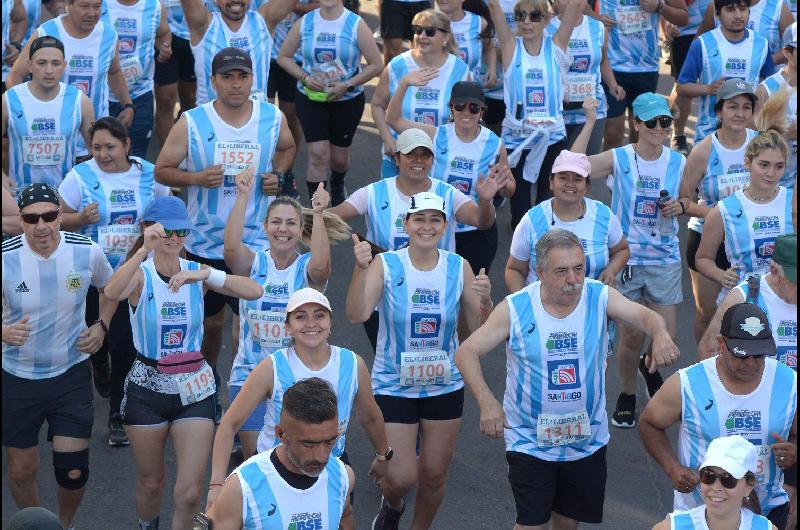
[167,0,181,6]
[524,108,554,128]
[249,90,267,102]
[617,5,652,35]
[175,363,216,406]
[400,350,451,386]
[754,444,771,485]
[22,135,66,166]
[718,169,749,198]
[213,142,260,176]
[311,57,347,84]
[566,74,596,103]
[246,308,291,349]
[98,224,141,259]
[120,55,143,85]
[536,409,591,447]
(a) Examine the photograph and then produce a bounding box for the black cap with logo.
[211,47,253,75]
[450,81,485,106]
[720,302,776,358]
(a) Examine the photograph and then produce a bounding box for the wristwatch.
[375,447,394,461]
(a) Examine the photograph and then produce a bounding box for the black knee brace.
[53,449,90,490]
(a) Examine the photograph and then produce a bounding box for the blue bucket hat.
[632,93,673,121]
[142,196,194,231]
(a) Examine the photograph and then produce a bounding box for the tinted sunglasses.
[21,209,60,224]
[453,102,484,114]
[163,228,190,238]
[411,25,447,37]
[640,116,674,129]
[514,10,544,22]
[699,468,740,489]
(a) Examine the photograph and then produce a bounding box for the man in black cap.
[639,303,798,529]
[2,183,114,528]
[155,48,297,420]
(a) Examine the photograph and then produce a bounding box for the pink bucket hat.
[551,150,591,178]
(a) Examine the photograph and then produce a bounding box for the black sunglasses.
[411,25,447,37]
[453,102,484,114]
[514,10,544,22]
[163,228,190,238]
[21,209,60,224]
[699,468,740,489]
[640,116,674,129]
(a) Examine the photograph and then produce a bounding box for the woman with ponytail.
[215,167,350,460]
[696,88,795,296]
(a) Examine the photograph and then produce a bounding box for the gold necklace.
[744,185,778,202]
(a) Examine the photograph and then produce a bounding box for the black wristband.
[679,199,686,215]
[92,319,109,335]
[123,103,135,113]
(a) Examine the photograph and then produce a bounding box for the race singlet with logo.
[191,12,273,104]
[450,11,483,85]
[106,0,161,100]
[503,280,610,461]
[609,144,685,265]
[688,129,759,234]
[4,82,82,189]
[676,357,797,513]
[236,448,349,528]
[256,346,358,456]
[299,8,363,100]
[718,187,794,282]
[601,0,661,72]
[373,248,464,399]
[737,275,797,370]
[184,100,282,259]
[694,29,769,141]
[430,124,502,232]
[230,250,312,386]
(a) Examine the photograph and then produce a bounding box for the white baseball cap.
[406,192,447,218]
[395,128,434,154]
[285,288,332,314]
[699,435,758,479]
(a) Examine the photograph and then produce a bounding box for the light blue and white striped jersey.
[601,0,661,72]
[608,144,686,265]
[37,16,118,154]
[431,123,502,232]
[679,0,712,35]
[271,2,306,62]
[676,357,797,514]
[788,0,797,17]
[354,176,469,251]
[451,11,483,85]
[760,70,797,188]
[106,0,162,100]
[256,346,358,456]
[503,280,609,461]
[230,250,312,386]
[510,198,624,285]
[484,0,517,101]
[4,82,83,190]
[234,447,349,530]
[164,0,190,40]
[1,0,42,80]
[718,186,794,282]
[746,0,785,56]
[546,15,608,124]
[373,248,464,398]
[191,11,272,104]
[58,157,169,270]
[183,100,282,259]
[1,0,12,82]
[381,51,470,178]
[736,274,797,370]
[2,232,113,379]
[502,36,567,150]
[668,506,772,529]
[687,129,759,234]
[130,257,205,361]
[693,29,769,142]
[299,8,363,100]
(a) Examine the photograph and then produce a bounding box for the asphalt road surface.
[2,12,703,528]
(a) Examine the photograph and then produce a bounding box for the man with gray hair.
[455,228,679,529]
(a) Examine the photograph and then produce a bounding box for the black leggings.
[455,223,499,274]
[509,139,567,228]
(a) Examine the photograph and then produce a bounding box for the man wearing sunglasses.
[676,0,773,144]
[639,303,798,530]
[1,183,114,528]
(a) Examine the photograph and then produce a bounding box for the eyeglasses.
[453,102,484,114]
[699,468,740,489]
[411,25,447,37]
[514,10,544,22]
[20,209,60,224]
[640,116,674,129]
[163,228,190,238]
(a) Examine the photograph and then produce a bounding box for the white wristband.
[205,268,226,289]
